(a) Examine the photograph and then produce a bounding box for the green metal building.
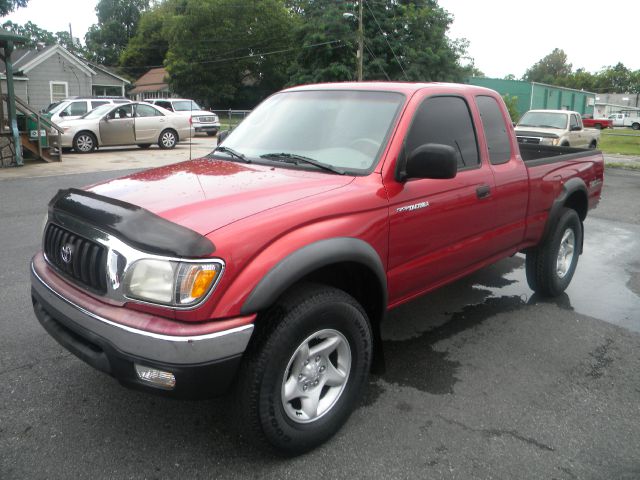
[466,77,596,118]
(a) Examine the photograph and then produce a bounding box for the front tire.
[632,122,640,131]
[158,129,178,149]
[525,207,583,297]
[235,284,373,455]
[73,132,97,153]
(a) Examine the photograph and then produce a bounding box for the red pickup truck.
[581,114,613,130]
[31,82,604,454]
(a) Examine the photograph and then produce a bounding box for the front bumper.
[31,261,254,398]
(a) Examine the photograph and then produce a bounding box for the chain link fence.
[212,110,251,131]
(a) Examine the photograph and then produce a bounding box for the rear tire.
[206,131,218,137]
[235,283,373,455]
[526,207,582,297]
[594,123,602,130]
[158,129,178,149]
[73,132,97,153]
[632,122,640,131]
[589,140,597,149]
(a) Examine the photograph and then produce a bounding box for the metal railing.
[2,94,64,162]
[211,109,251,131]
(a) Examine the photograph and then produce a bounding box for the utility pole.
[357,0,364,81]
[68,23,73,53]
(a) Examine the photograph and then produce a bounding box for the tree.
[85,0,149,65]
[287,0,472,85]
[523,48,572,84]
[0,0,27,16]
[120,1,173,77]
[161,0,297,108]
[502,94,520,122]
[2,20,55,47]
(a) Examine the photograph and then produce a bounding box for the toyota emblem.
[60,244,73,264]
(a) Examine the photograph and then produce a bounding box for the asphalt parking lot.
[1,150,639,479]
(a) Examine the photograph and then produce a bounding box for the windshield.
[81,104,115,119]
[220,90,405,174]
[518,111,567,129]
[173,100,202,111]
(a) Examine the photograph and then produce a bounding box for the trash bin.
[26,115,48,147]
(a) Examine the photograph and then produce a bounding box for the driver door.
[100,104,135,145]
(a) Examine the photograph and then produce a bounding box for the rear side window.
[64,101,88,116]
[406,96,479,169]
[91,101,108,109]
[155,101,172,110]
[476,96,512,165]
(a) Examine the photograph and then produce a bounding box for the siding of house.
[0,78,28,102]
[26,53,92,111]
[91,68,126,97]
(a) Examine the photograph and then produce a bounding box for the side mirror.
[217,130,230,144]
[570,125,581,131]
[59,111,68,117]
[398,143,458,181]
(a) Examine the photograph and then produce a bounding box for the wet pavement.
[1,168,639,479]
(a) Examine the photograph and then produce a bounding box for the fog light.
[135,364,176,389]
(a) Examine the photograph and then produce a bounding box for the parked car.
[57,101,192,152]
[515,109,600,148]
[31,83,604,454]
[148,98,220,136]
[608,112,640,130]
[580,114,613,130]
[45,97,131,124]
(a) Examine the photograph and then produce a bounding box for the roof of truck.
[284,82,496,96]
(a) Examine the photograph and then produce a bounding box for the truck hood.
[87,158,354,236]
[514,127,561,138]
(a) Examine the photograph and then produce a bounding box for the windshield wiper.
[209,146,251,163]
[260,152,345,175]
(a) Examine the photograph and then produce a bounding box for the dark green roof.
[0,28,27,44]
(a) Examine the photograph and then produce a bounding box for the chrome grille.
[44,223,107,293]
[197,116,216,122]
[517,136,541,145]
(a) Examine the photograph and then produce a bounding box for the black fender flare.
[542,177,587,253]
[240,237,387,315]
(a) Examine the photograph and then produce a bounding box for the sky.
[438,0,640,78]
[1,0,639,80]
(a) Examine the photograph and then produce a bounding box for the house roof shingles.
[129,67,169,94]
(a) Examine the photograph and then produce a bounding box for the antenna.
[189,99,192,160]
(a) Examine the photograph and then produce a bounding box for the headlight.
[124,259,223,307]
[552,138,560,146]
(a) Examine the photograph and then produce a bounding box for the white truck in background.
[515,109,600,149]
[608,113,640,130]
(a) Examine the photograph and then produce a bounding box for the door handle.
[476,184,491,199]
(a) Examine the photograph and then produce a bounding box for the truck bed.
[519,143,601,167]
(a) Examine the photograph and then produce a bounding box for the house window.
[50,82,68,103]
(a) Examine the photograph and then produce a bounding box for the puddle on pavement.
[366,217,640,399]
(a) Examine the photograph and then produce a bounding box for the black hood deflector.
[48,188,215,258]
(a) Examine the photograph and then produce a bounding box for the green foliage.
[287,0,471,85]
[2,20,88,56]
[523,50,640,94]
[2,20,54,47]
[85,0,150,65]
[0,0,27,16]
[502,94,520,122]
[523,48,572,84]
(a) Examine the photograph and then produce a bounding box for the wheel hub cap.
[556,228,575,278]
[281,329,351,424]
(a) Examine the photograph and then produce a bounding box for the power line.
[364,0,409,81]
[113,39,346,71]
[363,40,391,81]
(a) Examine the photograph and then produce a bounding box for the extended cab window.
[406,96,479,169]
[570,114,579,130]
[476,95,511,165]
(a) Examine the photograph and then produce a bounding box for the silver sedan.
[57,102,193,153]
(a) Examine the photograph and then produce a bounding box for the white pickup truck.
[608,113,640,130]
[515,109,599,149]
